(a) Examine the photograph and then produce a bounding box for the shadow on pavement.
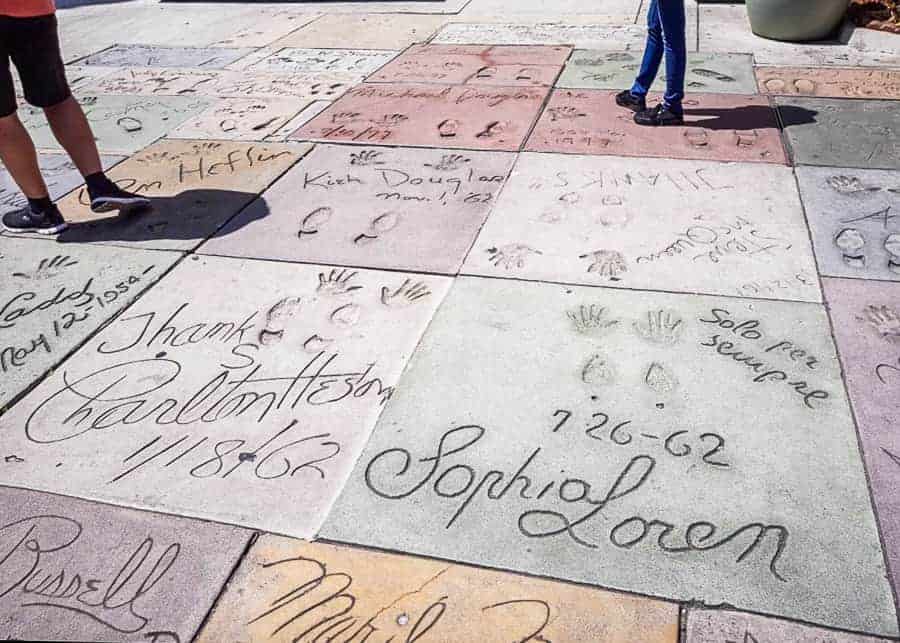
[683,104,818,131]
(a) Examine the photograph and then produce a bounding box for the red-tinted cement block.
[291,82,551,151]
[527,89,788,164]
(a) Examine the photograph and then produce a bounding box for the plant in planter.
[746,0,851,41]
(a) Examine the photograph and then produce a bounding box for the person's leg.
[0,112,50,199]
[43,95,102,177]
[659,0,687,115]
[632,0,664,97]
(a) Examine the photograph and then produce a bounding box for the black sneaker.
[89,183,151,214]
[615,90,647,112]
[634,103,685,126]
[2,204,68,235]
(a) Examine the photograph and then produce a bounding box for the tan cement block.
[756,67,900,100]
[275,14,449,50]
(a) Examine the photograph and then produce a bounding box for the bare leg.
[43,95,102,177]
[0,112,50,198]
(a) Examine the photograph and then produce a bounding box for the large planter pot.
[746,0,851,41]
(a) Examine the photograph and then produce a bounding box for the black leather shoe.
[634,103,685,126]
[615,90,646,112]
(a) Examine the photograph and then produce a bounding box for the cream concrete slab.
[321,276,896,637]
[53,139,306,251]
[433,23,648,49]
[200,144,515,274]
[461,0,641,16]
[20,94,210,155]
[687,609,894,642]
[0,486,251,642]
[81,44,255,69]
[90,67,353,102]
[168,97,309,142]
[825,278,900,621]
[368,44,570,86]
[777,98,900,170]
[699,5,900,67]
[207,10,322,48]
[197,536,680,643]
[756,67,900,100]
[274,14,449,50]
[63,64,119,92]
[1,153,124,218]
[0,255,451,538]
[462,153,820,301]
[796,167,900,281]
[558,51,757,94]
[291,83,550,151]
[233,48,396,76]
[0,237,177,410]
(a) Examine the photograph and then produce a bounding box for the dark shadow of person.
[53,188,270,249]
[680,104,819,131]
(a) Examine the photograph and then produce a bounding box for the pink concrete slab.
[527,89,788,164]
[757,67,900,100]
[687,608,893,642]
[368,44,571,86]
[290,83,551,151]
[824,277,900,611]
[0,486,250,642]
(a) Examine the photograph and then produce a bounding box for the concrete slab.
[321,276,896,637]
[0,255,451,538]
[796,167,900,282]
[196,536,680,643]
[527,90,788,164]
[368,44,570,87]
[234,48,396,76]
[274,14,448,50]
[1,153,124,218]
[0,486,251,642]
[20,94,210,155]
[91,68,352,102]
[291,83,550,151]
[433,23,648,50]
[558,51,757,95]
[756,67,900,100]
[687,608,894,642]
[463,153,820,301]
[81,44,254,69]
[63,64,119,92]
[698,5,900,67]
[52,139,306,251]
[264,101,332,141]
[824,277,900,621]
[200,144,515,274]
[461,0,642,16]
[777,98,900,170]
[168,97,309,141]
[207,10,322,48]
[0,236,177,410]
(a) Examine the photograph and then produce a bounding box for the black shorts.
[0,14,71,118]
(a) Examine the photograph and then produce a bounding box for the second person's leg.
[658,0,687,116]
[617,0,662,111]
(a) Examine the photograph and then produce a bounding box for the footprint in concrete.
[330,303,361,327]
[644,362,678,394]
[298,206,333,239]
[684,128,709,148]
[692,68,736,82]
[582,353,616,387]
[834,228,867,268]
[354,211,401,245]
[437,119,460,138]
[793,78,817,94]
[734,130,759,148]
[885,234,900,274]
[763,78,786,93]
[259,296,305,345]
[303,334,334,353]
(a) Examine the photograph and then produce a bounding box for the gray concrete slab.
[20,95,210,155]
[0,486,250,642]
[200,144,515,274]
[0,236,178,410]
[558,51,757,94]
[778,98,900,171]
[433,23,648,49]
[462,153,820,302]
[0,255,450,538]
[321,276,896,637]
[796,166,900,281]
[81,44,255,69]
[687,608,894,642]
[1,153,124,218]
[168,97,309,142]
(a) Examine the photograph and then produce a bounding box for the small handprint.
[827,175,878,195]
[863,305,900,343]
[486,244,542,270]
[425,154,471,172]
[633,309,684,345]
[381,279,432,307]
[580,249,627,279]
[567,304,619,336]
[350,150,385,166]
[317,269,363,297]
[12,255,79,280]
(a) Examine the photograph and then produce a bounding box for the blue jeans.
[630,0,687,114]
